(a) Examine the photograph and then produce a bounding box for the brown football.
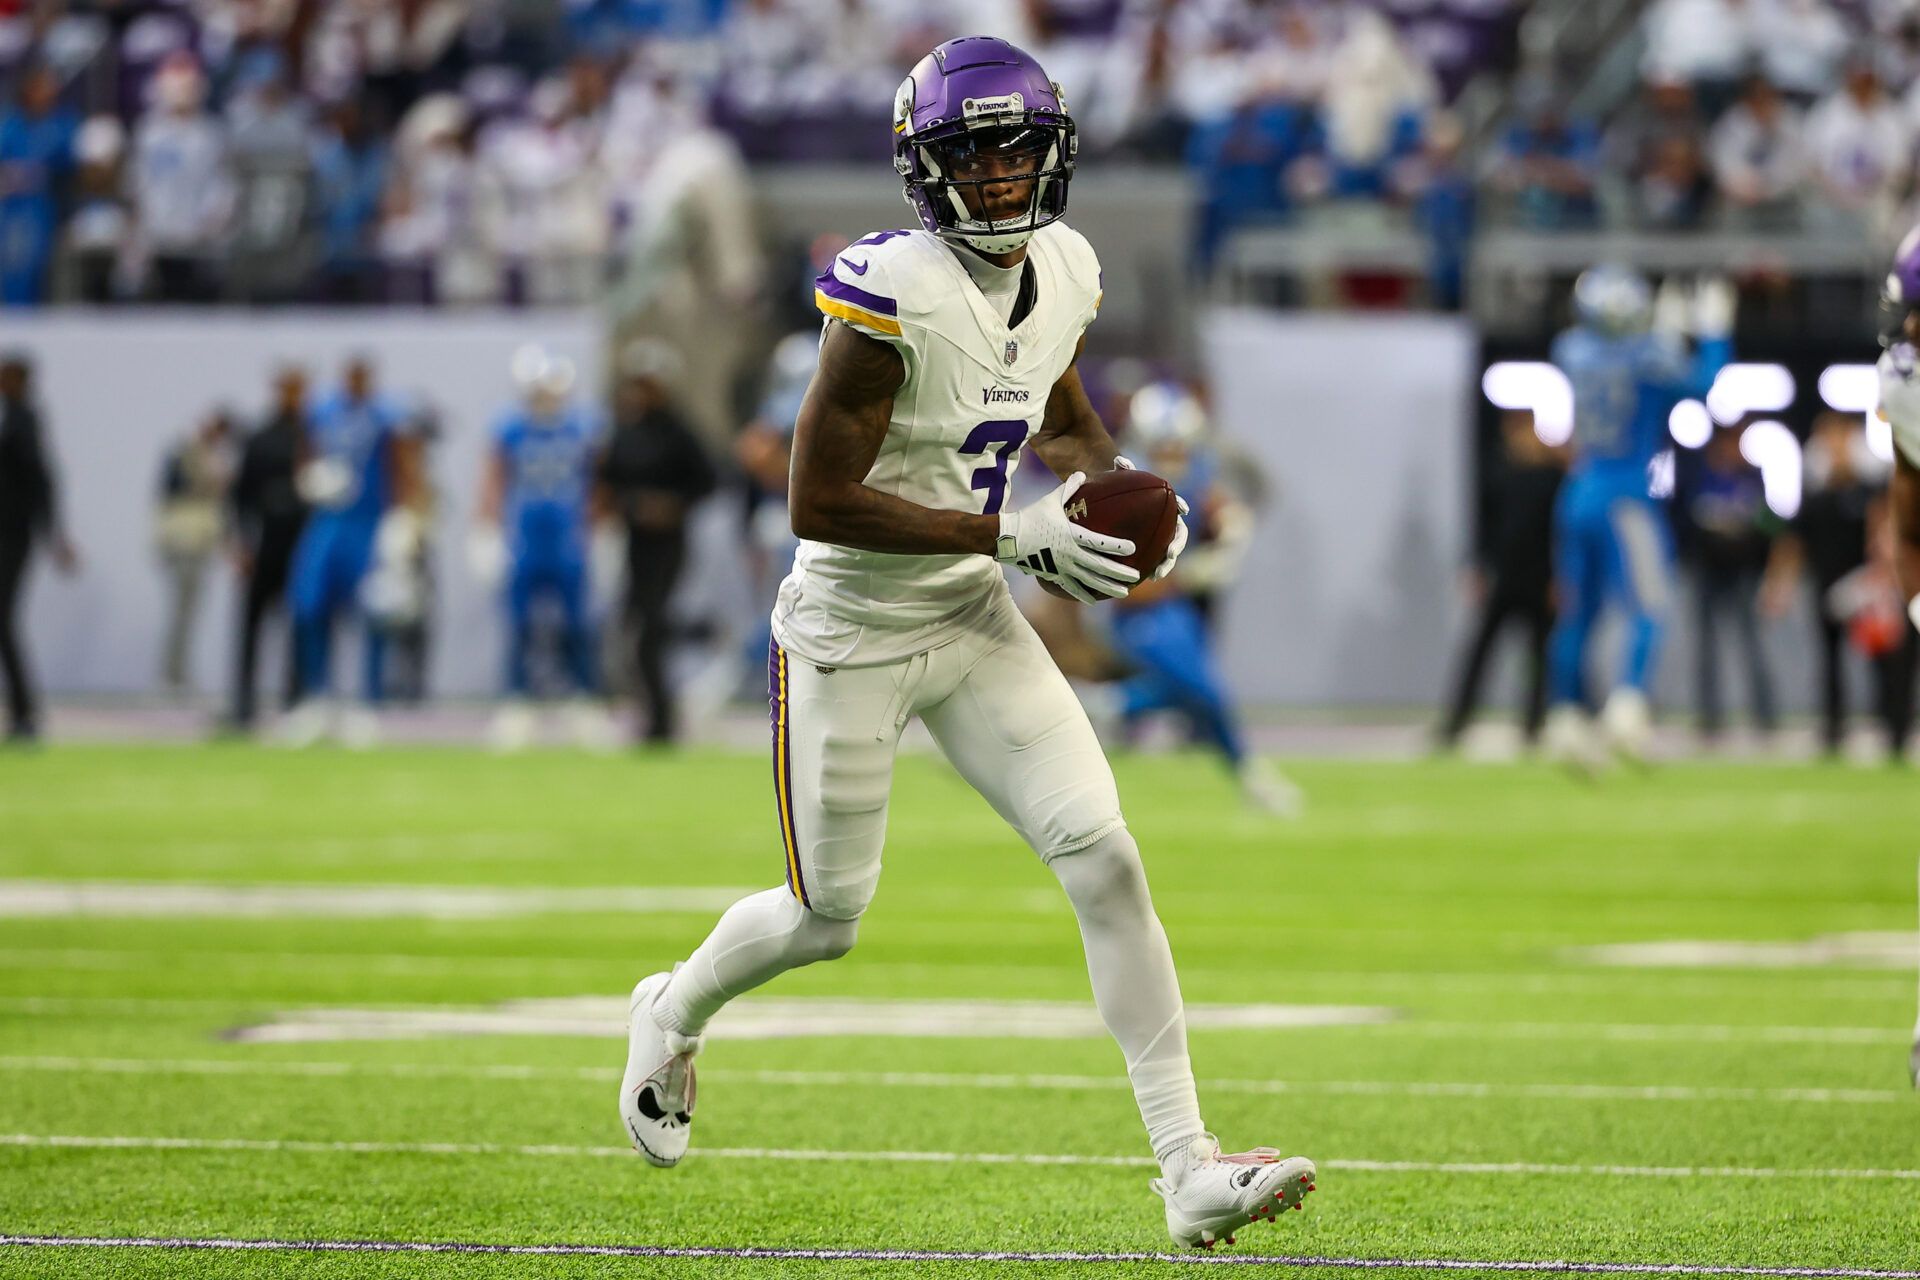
[1039,467,1179,601]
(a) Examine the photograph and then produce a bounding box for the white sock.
[1050,829,1205,1170]
[657,887,858,1037]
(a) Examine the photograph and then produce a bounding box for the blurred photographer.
[228,367,309,730]
[0,353,77,742]
[598,339,716,744]
[154,407,235,693]
[1775,412,1901,757]
[1438,409,1564,750]
[1677,424,1786,742]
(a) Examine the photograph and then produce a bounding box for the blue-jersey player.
[474,350,606,750]
[1543,267,1734,767]
[284,356,421,747]
[1108,382,1300,816]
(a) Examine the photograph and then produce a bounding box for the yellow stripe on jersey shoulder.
[815,290,904,337]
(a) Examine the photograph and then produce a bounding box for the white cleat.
[489,701,537,753]
[1543,704,1605,777]
[563,698,620,753]
[619,971,703,1167]
[1601,688,1652,765]
[277,698,336,749]
[1152,1134,1317,1250]
[339,707,381,752]
[1238,757,1304,818]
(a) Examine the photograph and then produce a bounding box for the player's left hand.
[1690,275,1737,340]
[1152,498,1190,582]
[1112,456,1190,583]
[375,508,424,563]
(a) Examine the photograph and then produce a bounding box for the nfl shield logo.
[1003,339,1019,367]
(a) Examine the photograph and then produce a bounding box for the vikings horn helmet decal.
[1880,224,1920,348]
[893,36,1077,256]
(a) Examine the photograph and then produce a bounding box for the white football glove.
[375,508,424,564]
[997,472,1138,605]
[466,522,507,590]
[1154,500,1190,581]
[1652,276,1690,337]
[1690,274,1736,340]
[295,458,353,508]
[1113,455,1190,581]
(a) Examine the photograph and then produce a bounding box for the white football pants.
[659,590,1204,1162]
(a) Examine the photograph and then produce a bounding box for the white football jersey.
[1878,343,1920,468]
[773,222,1104,667]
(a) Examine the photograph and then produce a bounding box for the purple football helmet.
[892,36,1077,255]
[1882,224,1920,347]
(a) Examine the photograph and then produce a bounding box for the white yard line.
[1564,935,1919,972]
[0,880,753,919]
[0,949,1908,1000]
[0,995,1907,1046]
[2,1234,1916,1277]
[4,1133,1919,1182]
[1403,1022,1909,1045]
[0,1056,1911,1106]
[0,1235,1916,1278]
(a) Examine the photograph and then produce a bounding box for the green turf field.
[1,745,1917,1278]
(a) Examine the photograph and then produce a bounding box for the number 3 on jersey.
[960,420,1030,515]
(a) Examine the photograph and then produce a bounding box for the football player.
[619,37,1316,1249]
[1542,267,1733,769]
[472,348,608,751]
[1868,227,1920,1087]
[1109,380,1299,816]
[281,356,422,748]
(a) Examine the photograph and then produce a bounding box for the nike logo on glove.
[841,258,869,275]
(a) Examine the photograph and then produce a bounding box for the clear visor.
[936,125,1053,182]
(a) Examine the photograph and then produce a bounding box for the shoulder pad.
[814,229,946,340]
[1036,221,1102,315]
[1878,346,1920,468]
[1037,221,1100,288]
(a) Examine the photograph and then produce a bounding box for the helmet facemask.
[1879,273,1920,350]
[896,93,1076,255]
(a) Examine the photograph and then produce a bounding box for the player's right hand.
[466,524,507,589]
[997,472,1139,605]
[1690,275,1736,340]
[296,458,353,508]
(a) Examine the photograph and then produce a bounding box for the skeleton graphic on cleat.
[617,35,1310,1252]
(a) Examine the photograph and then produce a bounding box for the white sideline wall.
[6,311,605,700]
[14,308,1479,706]
[1200,310,1476,707]
[7,308,1820,713]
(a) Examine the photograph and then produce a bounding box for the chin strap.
[1908,593,1920,635]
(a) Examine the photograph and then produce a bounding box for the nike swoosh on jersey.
[841,258,869,275]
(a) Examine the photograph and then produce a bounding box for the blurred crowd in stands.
[0,0,1499,305]
[6,1,1920,308]
[1487,0,1920,240]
